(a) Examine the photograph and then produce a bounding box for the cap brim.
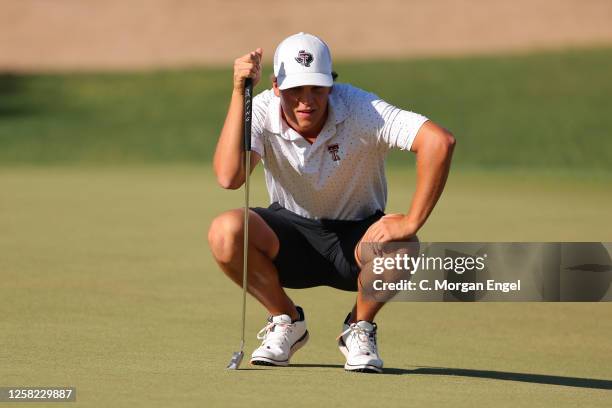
[277,73,333,90]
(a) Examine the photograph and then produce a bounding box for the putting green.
[1,166,611,407]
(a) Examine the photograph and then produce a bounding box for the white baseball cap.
[273,32,333,90]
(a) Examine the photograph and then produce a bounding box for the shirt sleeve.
[251,89,272,158]
[351,86,428,151]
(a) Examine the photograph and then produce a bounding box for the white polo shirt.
[251,83,428,220]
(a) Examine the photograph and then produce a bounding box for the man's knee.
[357,235,420,267]
[207,209,244,264]
[357,236,420,302]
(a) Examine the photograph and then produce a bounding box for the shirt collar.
[263,87,349,139]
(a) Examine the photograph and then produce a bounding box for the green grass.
[1,47,612,170]
[1,47,611,406]
[1,166,611,407]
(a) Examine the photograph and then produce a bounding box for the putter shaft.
[227,78,252,370]
[241,150,251,349]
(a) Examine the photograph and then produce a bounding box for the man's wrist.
[402,215,422,236]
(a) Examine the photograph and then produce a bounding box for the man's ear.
[272,78,280,97]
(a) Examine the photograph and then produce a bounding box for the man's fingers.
[365,224,386,244]
[236,51,262,79]
[363,223,380,242]
[236,60,256,70]
[249,48,263,65]
[237,49,261,65]
[252,48,263,62]
[367,221,391,243]
[241,66,258,77]
[232,48,263,90]
[235,62,260,78]
[236,68,253,79]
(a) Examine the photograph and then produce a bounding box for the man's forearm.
[406,129,455,232]
[213,90,248,189]
[213,49,263,190]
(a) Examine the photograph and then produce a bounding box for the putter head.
[226,351,244,370]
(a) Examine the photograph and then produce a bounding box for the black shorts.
[251,202,385,291]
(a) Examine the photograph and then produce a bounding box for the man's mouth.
[296,109,315,118]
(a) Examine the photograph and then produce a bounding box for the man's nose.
[297,89,315,105]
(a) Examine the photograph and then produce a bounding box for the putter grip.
[243,78,253,152]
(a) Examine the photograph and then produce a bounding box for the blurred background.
[1,0,612,169]
[1,1,611,407]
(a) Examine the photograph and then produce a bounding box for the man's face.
[274,83,331,137]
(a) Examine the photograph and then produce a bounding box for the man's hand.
[233,48,263,93]
[361,214,418,243]
[214,48,264,189]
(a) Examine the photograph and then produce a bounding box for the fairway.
[1,166,611,407]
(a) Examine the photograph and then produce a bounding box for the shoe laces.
[337,323,378,355]
[256,319,294,347]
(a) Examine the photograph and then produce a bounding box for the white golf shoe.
[250,306,309,366]
[337,313,383,373]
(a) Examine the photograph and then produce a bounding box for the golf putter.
[227,77,253,370]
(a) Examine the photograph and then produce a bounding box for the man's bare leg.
[348,261,385,323]
[350,236,419,323]
[340,248,388,373]
[208,209,299,321]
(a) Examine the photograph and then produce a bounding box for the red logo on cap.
[295,50,314,67]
